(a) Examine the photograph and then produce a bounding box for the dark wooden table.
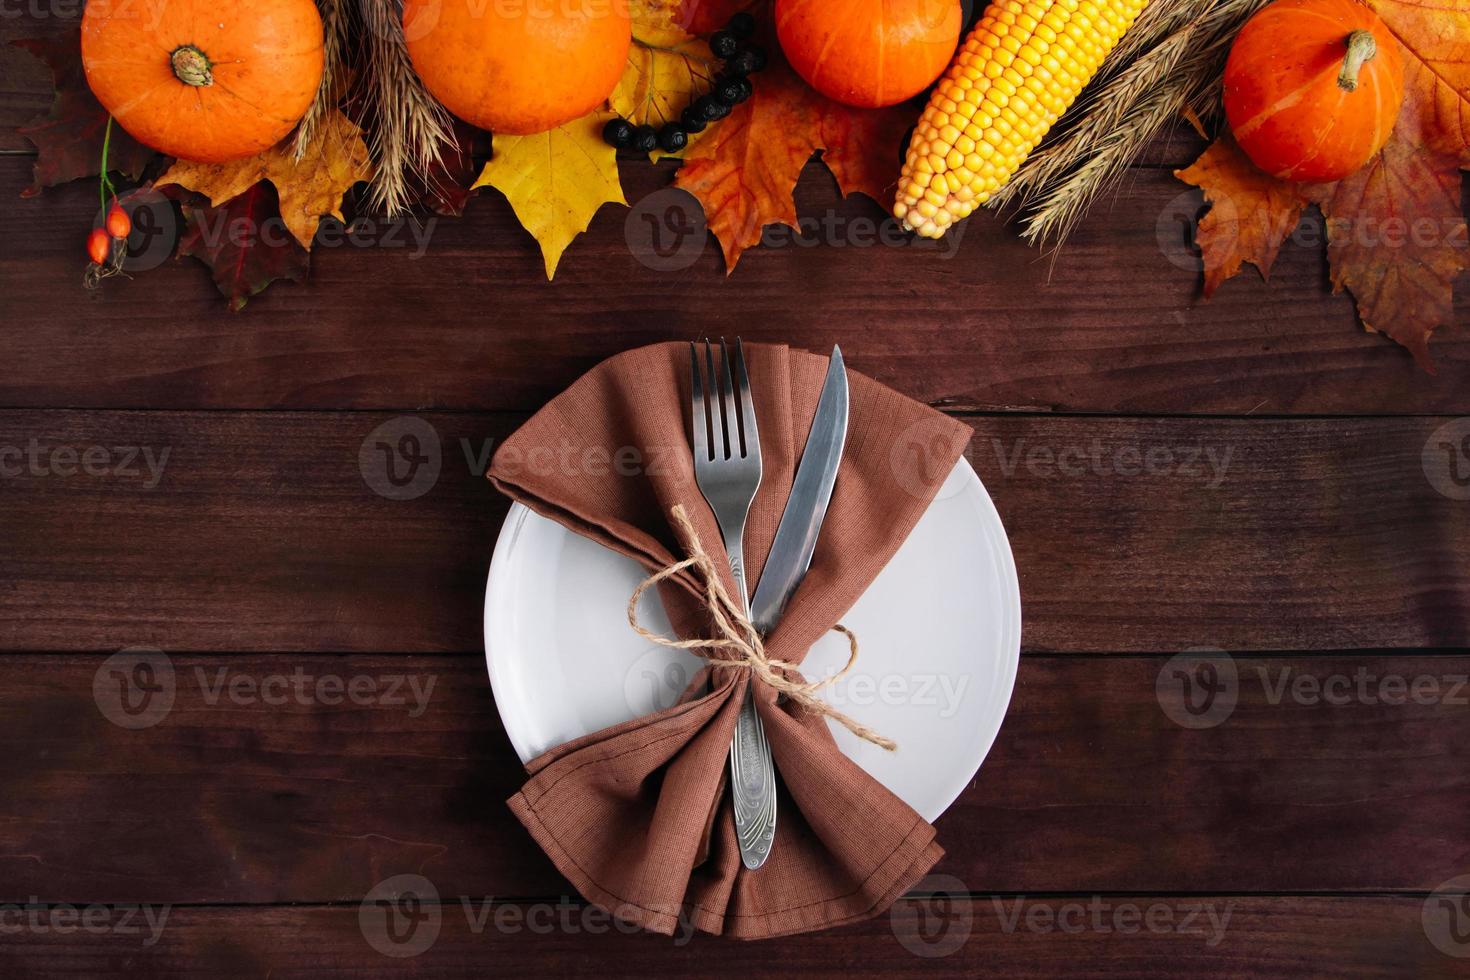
[4,11,1469,978]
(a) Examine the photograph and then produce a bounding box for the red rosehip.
[106,202,131,239]
[87,226,112,265]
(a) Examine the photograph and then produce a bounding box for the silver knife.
[750,347,850,632]
[734,346,849,869]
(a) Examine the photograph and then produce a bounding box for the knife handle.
[730,688,777,869]
[724,537,777,870]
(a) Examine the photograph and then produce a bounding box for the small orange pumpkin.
[403,0,631,135]
[776,0,962,109]
[81,0,324,164]
[1223,0,1404,182]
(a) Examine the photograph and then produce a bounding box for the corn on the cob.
[895,0,1149,238]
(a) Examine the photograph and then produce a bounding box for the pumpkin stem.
[1337,30,1377,92]
[171,45,214,87]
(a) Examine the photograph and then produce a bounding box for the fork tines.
[690,338,758,463]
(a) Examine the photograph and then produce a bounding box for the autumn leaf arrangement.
[16,0,941,306]
[13,0,1468,364]
[1172,0,1470,367]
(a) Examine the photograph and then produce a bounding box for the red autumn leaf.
[411,120,484,218]
[1173,133,1308,297]
[11,28,155,198]
[162,183,311,312]
[674,58,910,270]
[820,97,915,210]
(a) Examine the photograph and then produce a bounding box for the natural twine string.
[626,505,897,752]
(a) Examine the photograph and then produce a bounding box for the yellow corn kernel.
[895,0,1148,238]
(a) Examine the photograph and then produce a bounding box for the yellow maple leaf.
[610,0,718,160]
[472,113,627,279]
[157,110,373,250]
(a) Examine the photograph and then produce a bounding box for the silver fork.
[690,339,777,870]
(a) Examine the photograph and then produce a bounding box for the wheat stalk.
[994,17,1203,207]
[293,0,355,159]
[358,0,454,215]
[991,0,1272,246]
[1018,84,1189,246]
[1098,0,1211,87]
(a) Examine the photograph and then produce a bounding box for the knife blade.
[749,346,849,633]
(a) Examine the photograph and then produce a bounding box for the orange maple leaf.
[1173,133,1308,297]
[1176,0,1469,368]
[673,60,909,271]
[1367,0,1470,156]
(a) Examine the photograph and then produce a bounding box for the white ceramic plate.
[484,458,1021,822]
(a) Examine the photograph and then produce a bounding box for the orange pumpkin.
[403,0,631,135]
[81,0,324,164]
[776,0,962,109]
[1223,0,1404,182]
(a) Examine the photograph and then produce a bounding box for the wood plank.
[1,411,1463,654]
[0,653,1465,902]
[2,159,1467,414]
[0,897,1452,978]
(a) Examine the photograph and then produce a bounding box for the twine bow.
[626,505,897,751]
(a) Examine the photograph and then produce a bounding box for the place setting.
[482,340,1021,938]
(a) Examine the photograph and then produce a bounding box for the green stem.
[98,117,118,210]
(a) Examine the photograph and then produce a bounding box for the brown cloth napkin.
[487,342,972,940]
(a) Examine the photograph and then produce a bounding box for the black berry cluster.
[603,11,766,153]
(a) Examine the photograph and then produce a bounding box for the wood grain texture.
[1,654,1465,903]
[0,897,1457,979]
[0,411,1463,654]
[3,156,1466,414]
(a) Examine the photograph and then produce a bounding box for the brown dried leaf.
[158,110,372,250]
[1303,134,1468,370]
